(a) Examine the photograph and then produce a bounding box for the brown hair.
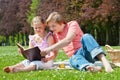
[46,12,66,25]
[31,16,44,27]
[31,16,50,32]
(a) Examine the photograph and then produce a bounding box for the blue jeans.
[69,34,105,71]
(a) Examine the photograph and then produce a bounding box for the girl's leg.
[13,65,36,72]
[3,59,30,73]
[81,34,113,72]
[13,60,37,72]
[14,61,45,72]
[11,62,25,68]
[3,63,25,73]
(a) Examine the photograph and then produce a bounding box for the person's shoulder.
[67,20,78,25]
[47,32,53,37]
[29,34,36,37]
[67,20,79,27]
[47,31,53,35]
[28,34,36,40]
[47,33,54,43]
[46,32,53,39]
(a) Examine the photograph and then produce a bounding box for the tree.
[36,0,66,20]
[0,0,19,36]
[80,0,120,45]
[17,0,32,34]
[0,0,119,45]
[0,0,32,45]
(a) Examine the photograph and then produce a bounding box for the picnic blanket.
[48,60,107,70]
[46,60,119,70]
[45,60,73,70]
[53,60,72,69]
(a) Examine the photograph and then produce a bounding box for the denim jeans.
[69,34,105,71]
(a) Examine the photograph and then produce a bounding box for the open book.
[17,43,44,61]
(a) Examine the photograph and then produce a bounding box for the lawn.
[0,46,120,80]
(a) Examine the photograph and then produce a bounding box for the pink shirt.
[29,32,52,56]
[53,21,84,57]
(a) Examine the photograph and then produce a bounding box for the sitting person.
[3,16,57,73]
[41,12,113,72]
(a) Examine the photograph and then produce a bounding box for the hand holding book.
[17,43,24,54]
[16,43,44,61]
[40,51,48,57]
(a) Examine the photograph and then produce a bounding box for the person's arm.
[41,21,82,54]
[42,29,76,54]
[28,35,35,48]
[28,40,34,48]
[17,38,34,54]
[42,34,58,62]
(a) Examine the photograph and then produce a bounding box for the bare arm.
[43,30,76,53]
[28,40,34,48]
[42,34,58,62]
[17,38,34,54]
[47,34,58,59]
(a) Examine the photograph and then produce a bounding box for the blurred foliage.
[27,0,40,24]
[0,0,120,46]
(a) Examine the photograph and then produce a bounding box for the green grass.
[0,46,120,80]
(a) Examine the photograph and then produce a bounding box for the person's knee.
[83,33,91,39]
[81,33,92,41]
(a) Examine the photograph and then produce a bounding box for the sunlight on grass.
[0,46,120,80]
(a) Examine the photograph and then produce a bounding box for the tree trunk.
[106,28,109,44]
[118,23,120,45]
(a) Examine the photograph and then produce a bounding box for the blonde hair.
[31,16,44,27]
[46,12,66,25]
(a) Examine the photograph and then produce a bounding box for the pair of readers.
[3,16,57,73]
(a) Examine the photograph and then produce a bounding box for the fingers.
[18,48,24,54]
[40,51,47,56]
[42,58,48,63]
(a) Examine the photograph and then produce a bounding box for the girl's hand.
[42,55,53,63]
[40,50,48,57]
[42,58,48,63]
[18,48,24,54]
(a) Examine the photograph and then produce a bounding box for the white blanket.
[47,60,119,70]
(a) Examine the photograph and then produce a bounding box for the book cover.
[17,43,44,61]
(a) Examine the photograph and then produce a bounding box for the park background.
[0,0,120,46]
[0,0,120,80]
